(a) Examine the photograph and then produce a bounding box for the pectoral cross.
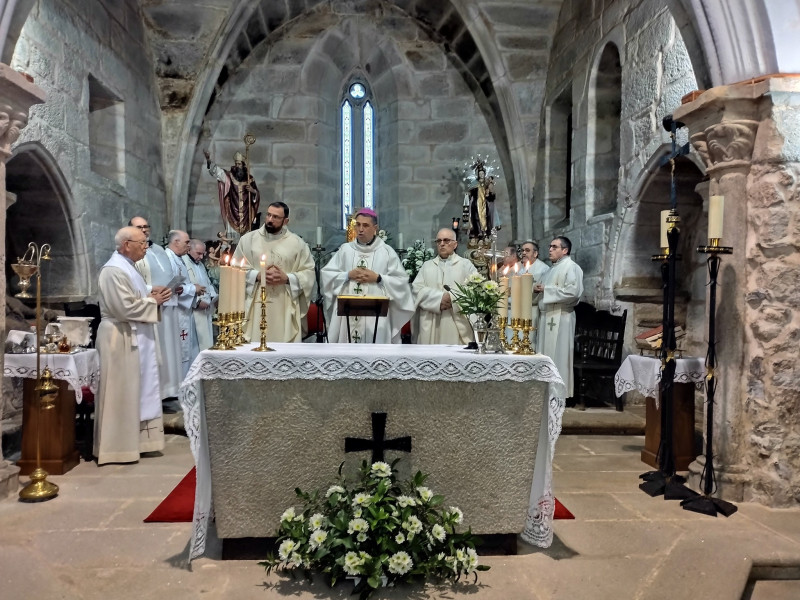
[547,318,556,331]
[357,258,368,269]
[180,329,188,340]
[345,412,412,463]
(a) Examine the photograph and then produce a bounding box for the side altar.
[180,343,566,560]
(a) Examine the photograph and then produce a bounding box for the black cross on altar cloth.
[345,412,412,464]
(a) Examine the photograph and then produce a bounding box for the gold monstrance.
[14,242,59,502]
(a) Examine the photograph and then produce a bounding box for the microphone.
[443,285,452,292]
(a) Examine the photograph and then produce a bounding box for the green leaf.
[367,576,381,589]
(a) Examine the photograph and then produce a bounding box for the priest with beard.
[321,208,414,344]
[233,201,315,343]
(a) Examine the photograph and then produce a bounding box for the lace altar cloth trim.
[614,355,705,408]
[180,343,566,559]
[3,349,100,403]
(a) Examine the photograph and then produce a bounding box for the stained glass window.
[341,80,375,226]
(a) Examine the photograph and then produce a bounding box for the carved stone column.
[674,76,800,505]
[0,63,45,499]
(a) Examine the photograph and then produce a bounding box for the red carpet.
[144,467,196,522]
[144,467,575,522]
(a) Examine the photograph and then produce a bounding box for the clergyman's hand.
[151,286,171,305]
[440,292,452,311]
[195,285,207,296]
[264,265,289,286]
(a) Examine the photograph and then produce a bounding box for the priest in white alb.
[412,227,477,345]
[183,238,217,355]
[233,201,316,342]
[95,226,172,465]
[130,216,183,403]
[533,236,584,396]
[520,240,550,346]
[321,208,415,344]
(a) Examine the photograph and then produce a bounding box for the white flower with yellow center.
[431,524,446,543]
[388,551,413,575]
[352,492,371,506]
[448,506,464,524]
[402,515,423,534]
[416,486,433,502]
[357,532,367,543]
[325,485,345,498]
[347,517,369,534]
[280,507,296,522]
[343,551,363,575]
[370,461,392,478]
[396,495,417,508]
[309,529,328,550]
[466,272,484,284]
[278,539,296,561]
[353,507,362,518]
[482,280,499,292]
[395,532,405,544]
[309,513,325,530]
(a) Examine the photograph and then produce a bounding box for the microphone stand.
[312,245,328,343]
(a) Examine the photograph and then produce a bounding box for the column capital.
[0,63,45,160]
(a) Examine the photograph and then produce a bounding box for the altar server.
[233,201,316,343]
[412,228,477,345]
[321,208,415,344]
[533,236,583,396]
[95,227,171,464]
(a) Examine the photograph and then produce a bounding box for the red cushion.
[306,303,322,335]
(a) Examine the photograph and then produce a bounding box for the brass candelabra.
[252,286,273,352]
[14,242,59,502]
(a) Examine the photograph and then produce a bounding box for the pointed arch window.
[341,80,375,228]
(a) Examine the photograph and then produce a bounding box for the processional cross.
[345,412,412,463]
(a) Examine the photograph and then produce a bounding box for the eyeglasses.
[126,239,148,246]
[135,225,150,229]
[435,239,456,244]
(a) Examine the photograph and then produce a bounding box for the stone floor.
[1,408,799,599]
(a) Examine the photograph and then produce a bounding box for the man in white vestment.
[321,208,415,344]
[233,201,315,343]
[94,227,171,465]
[183,239,217,357]
[533,236,584,397]
[521,240,550,347]
[412,228,477,345]
[165,230,205,377]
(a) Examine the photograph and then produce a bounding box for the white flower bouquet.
[450,272,505,319]
[402,240,434,282]
[260,460,489,598]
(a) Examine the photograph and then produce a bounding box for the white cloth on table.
[179,343,566,560]
[614,354,705,408]
[4,349,100,403]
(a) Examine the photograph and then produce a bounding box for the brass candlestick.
[497,316,512,352]
[509,318,522,353]
[516,319,535,355]
[212,312,233,350]
[252,286,274,351]
[16,242,59,502]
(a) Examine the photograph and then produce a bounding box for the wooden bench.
[573,302,628,411]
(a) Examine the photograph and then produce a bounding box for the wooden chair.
[573,302,628,411]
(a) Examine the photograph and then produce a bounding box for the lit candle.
[511,263,521,320]
[498,266,509,319]
[316,226,323,246]
[219,255,230,314]
[660,209,670,249]
[708,195,724,240]
[398,233,404,249]
[238,258,247,312]
[260,254,266,294]
[519,262,534,321]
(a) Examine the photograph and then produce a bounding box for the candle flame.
[513,263,519,274]
[223,255,230,266]
[525,260,531,270]
[261,254,266,262]
[502,266,509,275]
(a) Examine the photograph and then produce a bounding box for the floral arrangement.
[261,460,489,599]
[449,272,505,318]
[377,229,392,244]
[402,240,434,282]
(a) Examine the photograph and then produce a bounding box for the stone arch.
[0,0,35,64]
[609,144,707,352]
[5,141,90,302]
[586,41,622,218]
[170,0,510,234]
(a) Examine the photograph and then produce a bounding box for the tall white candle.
[219,259,229,314]
[660,209,670,248]
[708,195,724,239]
[398,233,404,249]
[518,265,534,321]
[316,226,322,246]
[238,258,247,312]
[498,274,509,319]
[260,254,266,294]
[511,264,521,320]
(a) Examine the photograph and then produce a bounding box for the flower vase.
[472,315,490,354]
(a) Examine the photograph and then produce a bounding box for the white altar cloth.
[614,354,705,406]
[180,343,566,560]
[4,349,100,403]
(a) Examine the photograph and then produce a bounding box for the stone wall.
[10,0,166,292]
[187,3,505,250]
[532,0,706,358]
